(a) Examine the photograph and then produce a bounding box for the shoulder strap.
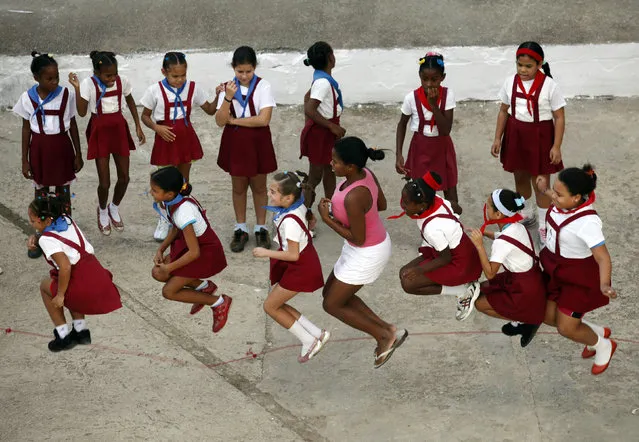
[495,230,537,260]
[439,87,448,113]
[158,81,171,121]
[41,220,87,255]
[186,81,196,120]
[548,208,598,255]
[277,213,312,245]
[331,85,338,119]
[413,89,425,133]
[58,88,69,132]
[115,76,123,111]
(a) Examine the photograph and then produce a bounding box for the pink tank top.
[331,168,387,247]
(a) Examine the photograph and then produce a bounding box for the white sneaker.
[456,281,481,321]
[154,217,171,242]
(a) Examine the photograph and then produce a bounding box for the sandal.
[374,329,408,369]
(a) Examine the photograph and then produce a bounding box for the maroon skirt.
[30,132,76,187]
[419,234,481,286]
[169,227,227,279]
[217,125,277,177]
[482,267,547,324]
[50,254,122,315]
[150,119,203,166]
[86,113,136,160]
[540,247,609,314]
[299,117,340,165]
[500,116,563,176]
[405,133,458,189]
[269,244,324,293]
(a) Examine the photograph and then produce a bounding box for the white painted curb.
[1,43,638,108]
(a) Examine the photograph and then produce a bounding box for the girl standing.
[68,51,146,236]
[140,52,221,241]
[491,41,566,244]
[466,189,547,347]
[536,165,617,375]
[253,171,329,363]
[396,52,461,214]
[150,167,232,333]
[392,172,481,320]
[319,137,407,369]
[300,41,346,231]
[27,194,121,352]
[215,46,277,253]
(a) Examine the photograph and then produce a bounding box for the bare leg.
[111,154,130,206]
[231,176,249,223]
[158,275,222,305]
[249,174,268,225]
[443,187,462,215]
[399,258,443,295]
[40,278,66,326]
[555,309,598,346]
[474,294,507,319]
[95,157,111,209]
[513,170,533,200]
[321,164,336,199]
[263,285,301,329]
[177,163,193,183]
[532,174,552,209]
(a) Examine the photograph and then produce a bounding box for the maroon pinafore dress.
[299,85,339,165]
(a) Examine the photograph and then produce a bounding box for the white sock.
[254,224,267,233]
[289,321,316,354]
[109,203,121,222]
[521,197,536,219]
[211,296,224,308]
[593,336,613,365]
[298,315,322,339]
[441,285,467,296]
[55,324,70,339]
[510,321,521,327]
[582,319,605,351]
[234,223,249,233]
[537,208,548,229]
[72,319,86,332]
[99,206,109,225]
[195,281,208,291]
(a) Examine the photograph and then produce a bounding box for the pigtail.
[582,163,597,190]
[31,50,40,58]
[30,51,57,75]
[304,41,333,70]
[366,147,386,162]
[179,182,193,197]
[541,62,553,78]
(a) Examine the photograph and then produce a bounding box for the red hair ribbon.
[586,169,596,177]
[479,204,523,234]
[423,171,441,191]
[388,195,444,220]
[516,48,543,62]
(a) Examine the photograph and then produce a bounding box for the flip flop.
[374,329,408,369]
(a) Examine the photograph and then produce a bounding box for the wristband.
[224,97,233,103]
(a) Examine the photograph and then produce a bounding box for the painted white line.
[7,10,34,14]
[1,43,638,108]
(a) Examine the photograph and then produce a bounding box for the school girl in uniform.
[318,136,407,369]
[68,51,146,236]
[252,171,329,363]
[392,171,481,320]
[14,52,83,259]
[491,41,566,244]
[141,52,221,241]
[536,165,617,375]
[215,46,277,253]
[27,194,122,352]
[396,52,462,214]
[150,167,232,333]
[466,189,547,347]
[300,41,346,231]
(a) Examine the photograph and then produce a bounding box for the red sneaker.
[190,282,218,315]
[591,340,617,375]
[211,295,232,333]
[581,327,612,359]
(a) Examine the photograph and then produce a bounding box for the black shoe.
[28,245,43,259]
[48,329,77,352]
[501,322,522,337]
[70,328,92,345]
[230,229,249,253]
[519,324,541,348]
[255,228,271,249]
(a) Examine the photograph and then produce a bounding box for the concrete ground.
[0,99,638,441]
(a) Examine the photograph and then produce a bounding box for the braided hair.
[304,41,333,70]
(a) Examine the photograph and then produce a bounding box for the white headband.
[491,189,522,217]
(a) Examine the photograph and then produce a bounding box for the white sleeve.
[423,226,451,252]
[490,238,514,264]
[577,217,606,249]
[66,88,77,119]
[79,78,92,102]
[139,84,157,111]
[499,77,510,105]
[216,91,225,110]
[400,93,412,116]
[444,88,456,110]
[310,79,330,103]
[257,81,276,111]
[121,76,133,96]
[12,93,31,120]
[282,218,305,244]
[38,236,64,260]
[191,83,209,107]
[549,81,566,111]
[172,203,198,230]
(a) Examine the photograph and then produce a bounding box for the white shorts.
[334,233,392,285]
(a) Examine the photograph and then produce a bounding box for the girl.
[318,136,407,369]
[27,194,122,352]
[150,167,232,333]
[14,52,83,259]
[300,41,346,231]
[140,52,221,241]
[215,46,277,253]
[392,172,481,320]
[68,51,146,236]
[253,171,329,363]
[536,165,617,375]
[491,41,566,244]
[396,52,461,214]
[466,189,547,347]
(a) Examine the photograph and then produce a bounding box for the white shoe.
[538,227,547,247]
[456,281,481,321]
[520,209,538,228]
[154,217,171,242]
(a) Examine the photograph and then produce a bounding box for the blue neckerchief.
[264,194,305,222]
[27,85,62,127]
[43,216,70,233]
[313,70,343,108]
[161,78,189,126]
[233,75,258,118]
[92,75,108,108]
[153,194,184,222]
